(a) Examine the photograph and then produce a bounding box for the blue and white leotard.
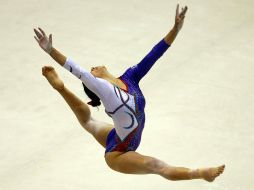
[63,39,170,153]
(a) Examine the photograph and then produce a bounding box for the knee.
[104,155,114,170]
[81,118,95,135]
[75,106,91,123]
[143,157,163,174]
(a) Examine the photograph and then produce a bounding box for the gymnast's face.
[91,66,108,78]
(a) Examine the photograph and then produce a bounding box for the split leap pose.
[34,5,225,182]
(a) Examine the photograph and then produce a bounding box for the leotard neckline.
[117,77,128,93]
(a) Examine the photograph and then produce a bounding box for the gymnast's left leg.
[105,151,225,182]
[42,66,113,148]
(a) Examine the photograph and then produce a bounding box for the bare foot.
[42,66,64,91]
[200,165,225,182]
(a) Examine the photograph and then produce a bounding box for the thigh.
[105,151,154,174]
[85,118,114,148]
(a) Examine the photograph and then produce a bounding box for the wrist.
[47,46,53,54]
[56,84,66,93]
[172,25,179,33]
[48,46,54,55]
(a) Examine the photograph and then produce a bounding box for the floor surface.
[1,0,254,189]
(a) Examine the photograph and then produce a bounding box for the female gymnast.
[34,4,225,182]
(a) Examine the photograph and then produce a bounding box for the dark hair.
[82,82,101,107]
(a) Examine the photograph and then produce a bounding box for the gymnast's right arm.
[33,27,111,100]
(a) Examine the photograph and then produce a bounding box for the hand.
[174,4,188,32]
[34,27,53,54]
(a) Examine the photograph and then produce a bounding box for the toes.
[42,67,46,75]
[45,66,54,71]
[214,165,225,177]
[203,165,225,182]
[219,165,225,173]
[42,66,55,75]
[42,66,50,75]
[42,65,54,70]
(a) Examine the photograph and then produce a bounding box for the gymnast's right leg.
[42,66,113,148]
[105,151,225,182]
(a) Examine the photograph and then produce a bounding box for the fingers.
[176,4,179,16]
[34,27,48,40]
[175,4,187,22]
[183,6,188,15]
[34,28,43,39]
[38,27,46,37]
[34,36,39,43]
[180,6,188,17]
[49,34,52,44]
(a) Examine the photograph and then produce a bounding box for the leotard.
[63,39,170,153]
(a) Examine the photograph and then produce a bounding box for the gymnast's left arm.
[123,5,188,83]
[164,4,188,45]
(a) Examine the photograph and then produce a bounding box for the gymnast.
[34,4,225,182]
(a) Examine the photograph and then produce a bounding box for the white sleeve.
[63,58,112,100]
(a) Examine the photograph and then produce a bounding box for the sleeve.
[63,58,112,100]
[126,39,170,83]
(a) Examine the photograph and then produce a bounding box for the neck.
[102,73,117,83]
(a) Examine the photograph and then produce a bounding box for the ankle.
[189,169,202,179]
[56,85,65,93]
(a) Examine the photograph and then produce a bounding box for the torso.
[104,73,146,153]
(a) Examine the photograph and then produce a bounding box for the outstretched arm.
[125,39,170,83]
[34,28,112,100]
[49,47,67,66]
[122,4,188,83]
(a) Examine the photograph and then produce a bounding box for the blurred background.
[0,0,253,189]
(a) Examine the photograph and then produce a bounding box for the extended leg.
[105,151,225,182]
[42,66,113,147]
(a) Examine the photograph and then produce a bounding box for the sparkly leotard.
[105,39,170,153]
[63,39,170,153]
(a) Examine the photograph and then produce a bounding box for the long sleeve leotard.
[63,39,170,153]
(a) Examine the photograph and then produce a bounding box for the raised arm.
[124,38,170,83]
[122,4,188,83]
